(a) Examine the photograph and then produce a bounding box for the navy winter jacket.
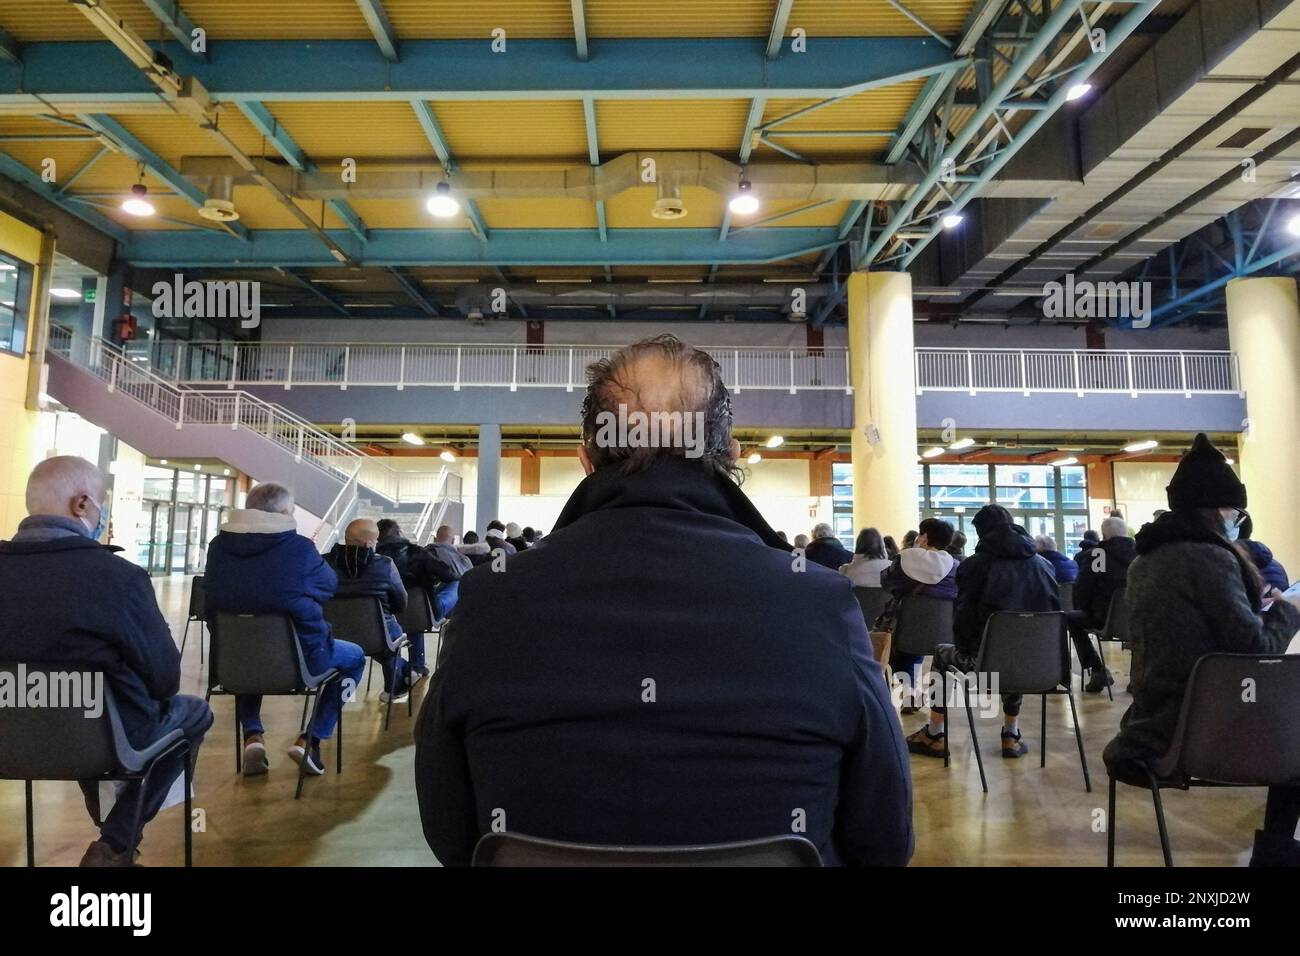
[204,509,337,676]
[326,544,408,641]
[953,523,1061,658]
[416,456,913,867]
[1074,535,1136,627]
[1242,539,1291,592]
[0,517,181,749]
[1039,549,1078,584]
[805,535,852,571]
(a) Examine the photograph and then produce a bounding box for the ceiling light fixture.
[1066,82,1092,101]
[50,288,81,299]
[747,452,762,464]
[401,432,426,446]
[426,181,460,218]
[948,437,975,450]
[1123,439,1159,453]
[1286,213,1300,237]
[765,435,785,448]
[121,182,155,217]
[941,211,964,229]
[1050,456,1078,467]
[439,449,457,463]
[728,178,759,216]
[921,446,945,459]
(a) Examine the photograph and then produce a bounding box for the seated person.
[1035,534,1077,585]
[901,530,919,551]
[1073,529,1101,569]
[204,482,366,777]
[839,527,891,588]
[415,335,912,866]
[804,522,851,570]
[504,522,529,553]
[793,532,810,550]
[327,519,412,700]
[1068,516,1135,693]
[427,525,471,620]
[947,531,967,562]
[456,530,494,567]
[883,535,900,560]
[878,518,958,713]
[377,518,463,673]
[906,505,1059,759]
[1103,434,1300,866]
[0,456,213,867]
[522,527,539,547]
[1238,515,1290,593]
[483,520,517,555]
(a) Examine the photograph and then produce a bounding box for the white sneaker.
[379,688,409,704]
[242,736,269,776]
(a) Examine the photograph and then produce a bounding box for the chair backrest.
[852,587,891,630]
[397,586,434,636]
[974,611,1069,694]
[1162,653,1300,785]
[1058,581,1074,613]
[1101,587,1128,641]
[892,594,954,657]
[0,663,121,780]
[211,612,310,694]
[472,832,822,867]
[323,596,391,655]
[187,575,205,620]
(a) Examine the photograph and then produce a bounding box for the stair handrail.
[312,459,363,552]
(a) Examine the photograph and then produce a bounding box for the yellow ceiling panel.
[739,199,848,228]
[60,153,145,194]
[763,79,926,131]
[344,199,470,230]
[586,0,773,37]
[174,1,370,39]
[752,135,890,161]
[0,140,102,185]
[116,110,271,168]
[475,197,598,230]
[430,101,589,160]
[595,100,751,154]
[791,0,974,36]
[0,0,158,41]
[266,102,434,158]
[604,185,724,229]
[385,0,576,38]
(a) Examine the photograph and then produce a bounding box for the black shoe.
[1085,668,1114,694]
[289,738,325,776]
[1001,729,1029,759]
[1250,829,1300,866]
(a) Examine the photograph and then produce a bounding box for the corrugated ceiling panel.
[763,79,927,131]
[266,102,433,158]
[753,135,890,160]
[595,100,751,153]
[586,0,772,37]
[176,0,370,39]
[740,198,848,228]
[790,0,974,36]
[117,111,270,168]
[345,198,469,230]
[0,0,158,41]
[474,197,598,229]
[432,101,589,159]
[385,0,575,38]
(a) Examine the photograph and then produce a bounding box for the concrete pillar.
[848,271,919,540]
[476,423,502,534]
[1226,277,1300,576]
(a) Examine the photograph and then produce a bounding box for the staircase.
[44,326,460,551]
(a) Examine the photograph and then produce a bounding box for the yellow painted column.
[0,210,46,538]
[1226,276,1300,577]
[848,271,918,541]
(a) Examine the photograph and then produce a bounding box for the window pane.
[1060,466,1087,488]
[995,464,1054,487]
[996,485,1057,507]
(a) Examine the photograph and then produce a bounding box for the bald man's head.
[26,456,106,533]
[580,335,737,478]
[344,518,379,548]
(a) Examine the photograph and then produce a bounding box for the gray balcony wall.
[916,391,1247,433]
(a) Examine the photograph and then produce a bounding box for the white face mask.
[81,496,107,541]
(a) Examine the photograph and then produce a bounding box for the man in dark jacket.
[1035,534,1078,585]
[1068,515,1135,693]
[415,335,912,866]
[0,456,212,866]
[1072,529,1100,569]
[804,522,852,570]
[327,519,411,699]
[906,504,1060,760]
[377,518,462,675]
[205,482,366,778]
[1238,515,1291,592]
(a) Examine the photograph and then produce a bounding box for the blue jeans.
[405,581,458,670]
[80,694,213,855]
[236,639,366,741]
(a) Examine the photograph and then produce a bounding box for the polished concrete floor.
[0,574,1270,867]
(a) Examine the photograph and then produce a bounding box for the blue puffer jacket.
[326,543,408,641]
[1242,539,1290,592]
[1040,549,1078,584]
[204,509,337,675]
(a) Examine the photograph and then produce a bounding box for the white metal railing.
[914,348,1240,396]
[47,326,457,506]
[132,339,855,394]
[312,460,363,552]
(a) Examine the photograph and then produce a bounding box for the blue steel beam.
[410,100,488,241]
[0,28,20,65]
[138,0,207,62]
[0,38,962,104]
[235,100,370,243]
[571,1,589,62]
[355,0,400,62]
[0,149,127,241]
[766,0,795,60]
[121,226,843,268]
[581,97,608,243]
[389,267,439,316]
[56,145,111,195]
[1149,238,1300,325]
[78,113,249,240]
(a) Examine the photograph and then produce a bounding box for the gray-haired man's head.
[1100,516,1127,540]
[246,482,294,516]
[25,455,107,535]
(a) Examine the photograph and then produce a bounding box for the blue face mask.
[1224,514,1240,542]
[84,499,108,541]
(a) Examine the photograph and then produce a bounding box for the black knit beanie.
[973,503,1014,537]
[1165,433,1246,510]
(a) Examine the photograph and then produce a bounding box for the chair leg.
[941,668,950,768]
[1107,775,1117,866]
[199,622,205,669]
[234,710,242,774]
[24,780,34,867]
[336,687,344,775]
[406,645,414,718]
[1067,689,1091,792]
[298,686,326,800]
[182,741,193,868]
[180,617,192,657]
[1096,636,1113,701]
[365,659,373,697]
[963,678,987,793]
[1146,771,1174,867]
[1040,694,1047,769]
[299,691,311,734]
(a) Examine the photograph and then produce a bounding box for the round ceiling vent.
[198,198,240,222]
[651,196,687,220]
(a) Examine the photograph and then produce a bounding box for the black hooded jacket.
[414,456,913,867]
[953,523,1061,657]
[1074,535,1137,626]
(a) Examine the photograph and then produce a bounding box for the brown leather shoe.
[906,725,946,758]
[79,840,134,867]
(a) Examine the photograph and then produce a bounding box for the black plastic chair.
[852,586,891,631]
[208,612,344,799]
[0,662,194,866]
[179,574,206,666]
[397,585,443,674]
[324,596,411,731]
[1058,581,1074,614]
[472,832,822,867]
[892,593,954,659]
[1086,587,1127,701]
[939,610,1090,794]
[1108,652,1300,867]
